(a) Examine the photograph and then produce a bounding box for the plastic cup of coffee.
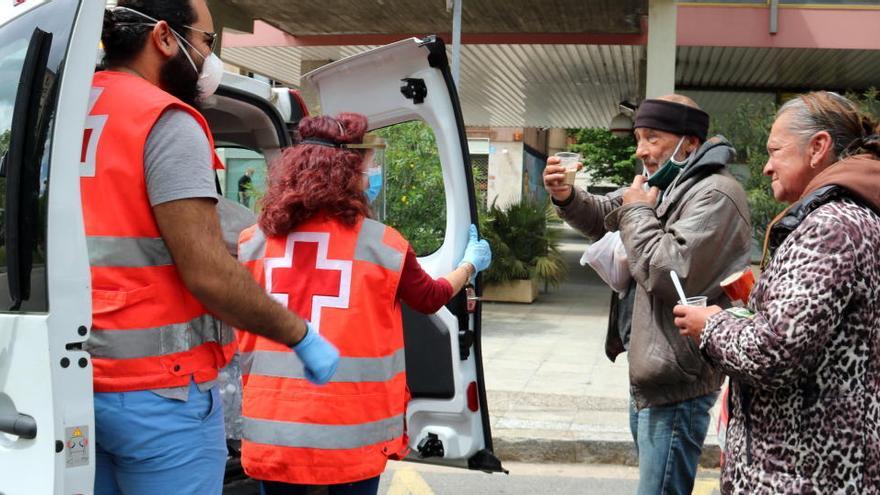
[554,152,581,185]
[720,268,756,305]
[678,296,708,307]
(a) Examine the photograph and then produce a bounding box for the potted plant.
[480,199,566,303]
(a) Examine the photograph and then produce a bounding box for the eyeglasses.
[113,21,217,52]
[183,25,217,52]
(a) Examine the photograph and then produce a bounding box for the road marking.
[387,467,435,495]
[693,478,720,495]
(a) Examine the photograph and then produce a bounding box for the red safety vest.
[81,71,233,392]
[237,215,411,485]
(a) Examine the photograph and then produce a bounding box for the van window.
[470,152,489,215]
[0,38,38,312]
[0,1,80,312]
[0,41,27,154]
[216,147,267,212]
[374,121,446,256]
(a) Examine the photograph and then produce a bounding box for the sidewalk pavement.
[481,223,723,467]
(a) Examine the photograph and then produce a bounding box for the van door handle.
[0,411,37,439]
[465,286,479,313]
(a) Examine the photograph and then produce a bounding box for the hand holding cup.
[673,303,723,344]
[543,153,582,202]
[555,152,582,186]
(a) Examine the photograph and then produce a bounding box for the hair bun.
[861,134,880,159]
[103,8,118,32]
[298,114,368,145]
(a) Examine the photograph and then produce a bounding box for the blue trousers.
[260,476,381,495]
[94,381,227,495]
[629,392,717,495]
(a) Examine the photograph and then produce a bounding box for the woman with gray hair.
[674,91,880,493]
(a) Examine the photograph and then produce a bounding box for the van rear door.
[0,1,102,493]
[303,36,503,473]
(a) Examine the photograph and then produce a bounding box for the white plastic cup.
[554,152,581,185]
[678,296,708,307]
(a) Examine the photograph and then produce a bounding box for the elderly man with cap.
[543,95,751,494]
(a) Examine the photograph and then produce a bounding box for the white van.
[0,1,502,493]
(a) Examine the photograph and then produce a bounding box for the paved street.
[380,462,721,495]
[225,461,721,495]
[481,224,724,466]
[481,224,633,448]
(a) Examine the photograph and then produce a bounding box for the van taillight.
[467,381,479,412]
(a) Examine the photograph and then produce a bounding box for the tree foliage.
[375,121,446,255]
[710,100,782,242]
[0,130,9,156]
[371,121,567,289]
[567,128,637,186]
[847,87,880,118]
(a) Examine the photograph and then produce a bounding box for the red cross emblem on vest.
[264,232,352,332]
[80,87,108,178]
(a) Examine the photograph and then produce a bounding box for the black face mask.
[159,48,199,107]
[646,160,683,190]
[645,137,689,191]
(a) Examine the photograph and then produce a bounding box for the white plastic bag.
[580,231,632,294]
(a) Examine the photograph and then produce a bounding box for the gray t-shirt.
[144,108,217,206]
[144,109,218,401]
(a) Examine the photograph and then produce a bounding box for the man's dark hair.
[102,0,196,67]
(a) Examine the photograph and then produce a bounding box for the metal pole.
[769,0,779,35]
[452,0,462,88]
[645,0,676,98]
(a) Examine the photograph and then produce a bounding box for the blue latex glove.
[292,323,339,385]
[460,224,492,279]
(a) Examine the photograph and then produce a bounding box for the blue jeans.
[629,392,717,495]
[94,381,227,495]
[260,476,381,495]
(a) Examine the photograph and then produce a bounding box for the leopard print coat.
[701,192,880,494]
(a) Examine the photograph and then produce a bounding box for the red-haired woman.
[235,113,491,495]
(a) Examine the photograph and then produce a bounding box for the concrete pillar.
[451,0,462,88]
[487,143,524,210]
[486,128,525,210]
[645,0,677,98]
[547,128,568,157]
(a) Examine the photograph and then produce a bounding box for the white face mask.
[172,33,223,101]
[111,6,223,101]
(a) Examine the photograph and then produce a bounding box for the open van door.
[303,36,504,474]
[0,1,101,493]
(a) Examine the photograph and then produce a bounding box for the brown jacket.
[556,136,752,408]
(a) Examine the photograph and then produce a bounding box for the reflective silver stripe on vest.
[85,314,234,360]
[238,228,267,262]
[87,236,173,267]
[240,348,405,383]
[243,414,404,450]
[354,219,404,271]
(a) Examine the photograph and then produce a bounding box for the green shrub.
[480,200,566,289]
